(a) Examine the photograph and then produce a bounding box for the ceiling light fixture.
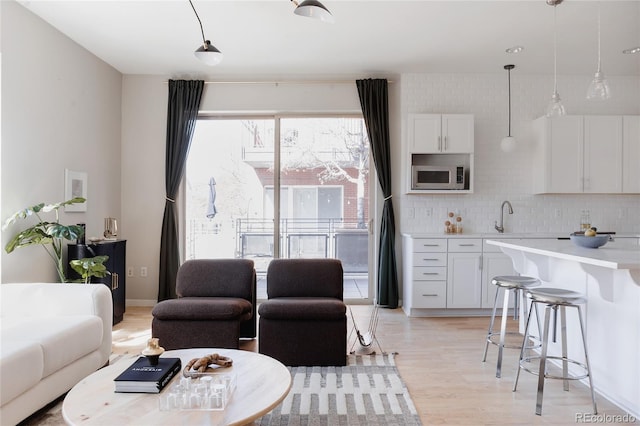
[501,65,517,153]
[505,46,524,54]
[189,0,223,66]
[291,0,335,23]
[545,0,566,117]
[586,2,611,100]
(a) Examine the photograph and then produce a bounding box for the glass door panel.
[185,119,274,273]
[279,117,370,300]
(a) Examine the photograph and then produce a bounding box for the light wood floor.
[114,305,630,425]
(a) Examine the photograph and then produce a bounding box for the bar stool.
[513,287,597,416]
[482,275,541,378]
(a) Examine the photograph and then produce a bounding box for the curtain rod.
[163,80,393,85]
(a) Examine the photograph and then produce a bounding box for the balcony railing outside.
[186,218,368,275]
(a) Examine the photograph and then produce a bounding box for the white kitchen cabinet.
[623,115,640,193]
[402,236,525,316]
[406,114,475,194]
[584,116,622,193]
[402,237,448,314]
[481,241,516,309]
[408,114,474,153]
[447,239,482,309]
[532,115,626,194]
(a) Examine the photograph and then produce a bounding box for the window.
[185,116,371,300]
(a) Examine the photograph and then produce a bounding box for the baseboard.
[126,299,156,307]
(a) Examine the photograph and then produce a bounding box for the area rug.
[256,353,422,426]
[18,353,421,426]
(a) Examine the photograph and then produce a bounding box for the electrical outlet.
[127,267,134,277]
[554,209,562,218]
[140,267,148,277]
[425,208,433,217]
[407,208,415,219]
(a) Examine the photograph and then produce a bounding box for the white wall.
[0,1,122,282]
[398,73,640,237]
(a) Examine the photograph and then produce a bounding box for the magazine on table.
[114,357,181,393]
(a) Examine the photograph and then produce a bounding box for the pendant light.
[501,65,517,153]
[586,2,611,100]
[189,0,223,66]
[291,0,335,23]
[545,0,566,117]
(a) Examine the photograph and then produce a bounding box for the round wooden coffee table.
[62,348,292,425]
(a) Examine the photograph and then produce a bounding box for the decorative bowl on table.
[569,234,609,249]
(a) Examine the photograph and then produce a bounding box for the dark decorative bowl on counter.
[569,234,610,249]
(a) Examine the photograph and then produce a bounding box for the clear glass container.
[580,210,591,232]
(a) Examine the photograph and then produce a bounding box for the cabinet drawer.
[413,266,447,281]
[412,238,447,252]
[412,252,447,267]
[448,238,482,252]
[412,281,447,308]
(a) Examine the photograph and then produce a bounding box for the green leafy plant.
[69,255,111,284]
[2,197,87,283]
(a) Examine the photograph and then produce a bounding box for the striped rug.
[256,353,422,426]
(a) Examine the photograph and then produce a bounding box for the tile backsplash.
[397,73,640,235]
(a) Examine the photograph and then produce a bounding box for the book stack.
[114,356,182,393]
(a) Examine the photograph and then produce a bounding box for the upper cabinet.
[409,114,474,153]
[406,114,475,194]
[532,115,636,194]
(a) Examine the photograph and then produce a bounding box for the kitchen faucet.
[494,200,514,233]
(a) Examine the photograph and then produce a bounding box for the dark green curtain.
[158,80,204,301]
[356,78,398,308]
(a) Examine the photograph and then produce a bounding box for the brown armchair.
[151,259,256,350]
[258,258,347,366]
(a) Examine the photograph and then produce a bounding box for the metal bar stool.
[482,275,541,378]
[513,287,597,416]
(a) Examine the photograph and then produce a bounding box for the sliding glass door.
[184,116,371,301]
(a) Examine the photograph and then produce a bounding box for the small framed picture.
[64,169,87,212]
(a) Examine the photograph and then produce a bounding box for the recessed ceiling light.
[623,47,640,54]
[506,46,524,54]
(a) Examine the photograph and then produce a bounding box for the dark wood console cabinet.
[67,240,126,325]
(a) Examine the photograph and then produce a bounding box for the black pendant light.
[501,64,516,152]
[291,0,335,23]
[189,0,223,66]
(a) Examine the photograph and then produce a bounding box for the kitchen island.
[486,238,640,418]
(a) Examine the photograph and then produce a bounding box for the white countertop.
[403,232,640,239]
[486,238,640,270]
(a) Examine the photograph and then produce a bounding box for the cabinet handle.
[422,294,439,297]
[421,272,440,276]
[112,273,119,290]
[422,258,440,261]
[444,136,448,150]
[438,136,442,151]
[422,244,441,247]
[458,243,476,246]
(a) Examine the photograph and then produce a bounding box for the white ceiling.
[16,0,640,78]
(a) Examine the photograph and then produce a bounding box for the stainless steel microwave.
[411,165,465,190]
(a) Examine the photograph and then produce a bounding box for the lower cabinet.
[402,235,515,316]
[447,239,482,308]
[67,240,126,325]
[402,237,447,309]
[481,241,517,309]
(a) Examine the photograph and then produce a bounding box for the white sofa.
[0,283,112,425]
